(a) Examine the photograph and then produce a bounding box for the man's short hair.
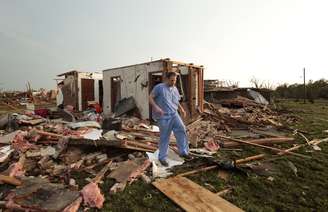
[166,71,177,78]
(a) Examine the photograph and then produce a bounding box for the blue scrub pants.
[158,114,189,161]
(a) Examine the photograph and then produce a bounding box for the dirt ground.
[93,99,328,212]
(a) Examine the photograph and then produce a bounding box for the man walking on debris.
[149,72,191,167]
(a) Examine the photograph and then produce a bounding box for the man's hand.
[149,93,164,117]
[178,103,186,118]
[155,106,164,117]
[180,108,186,118]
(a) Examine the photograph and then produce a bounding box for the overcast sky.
[1,0,327,90]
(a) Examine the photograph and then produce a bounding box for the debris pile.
[186,96,301,154]
[0,92,323,211]
[0,109,169,211]
[0,88,56,110]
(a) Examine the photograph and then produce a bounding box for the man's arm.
[174,87,186,118]
[178,103,186,118]
[149,92,164,117]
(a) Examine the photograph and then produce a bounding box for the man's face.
[167,75,177,87]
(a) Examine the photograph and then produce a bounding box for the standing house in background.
[102,58,204,123]
[56,71,103,111]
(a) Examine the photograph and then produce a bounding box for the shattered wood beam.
[249,128,284,138]
[178,153,268,177]
[294,131,311,145]
[68,138,156,152]
[124,140,157,151]
[122,127,160,136]
[216,188,232,196]
[36,140,59,145]
[0,102,21,111]
[68,138,122,147]
[217,135,310,159]
[0,174,22,186]
[92,160,112,184]
[186,118,203,130]
[177,165,218,177]
[33,129,65,138]
[83,159,111,172]
[121,145,156,152]
[220,137,294,148]
[278,138,328,155]
[235,154,266,164]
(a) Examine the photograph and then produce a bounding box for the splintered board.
[153,176,243,212]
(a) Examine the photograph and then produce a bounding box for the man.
[149,72,191,166]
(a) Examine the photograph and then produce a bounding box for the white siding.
[103,61,163,119]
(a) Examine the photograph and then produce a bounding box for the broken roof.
[103,58,204,72]
[57,70,78,77]
[57,70,102,77]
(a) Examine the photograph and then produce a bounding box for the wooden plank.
[153,176,243,212]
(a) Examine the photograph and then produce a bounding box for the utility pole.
[303,67,306,104]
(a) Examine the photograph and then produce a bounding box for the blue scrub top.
[151,83,181,120]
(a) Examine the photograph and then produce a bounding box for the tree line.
[275,79,328,100]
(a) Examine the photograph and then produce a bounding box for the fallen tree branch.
[177,165,218,177]
[235,154,266,164]
[278,138,328,155]
[216,188,232,196]
[220,137,294,148]
[217,135,310,159]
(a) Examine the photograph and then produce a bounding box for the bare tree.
[224,80,239,88]
[250,76,261,88]
[262,81,275,90]
[250,77,274,90]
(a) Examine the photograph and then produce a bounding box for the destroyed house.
[57,71,103,111]
[204,85,273,103]
[103,59,204,123]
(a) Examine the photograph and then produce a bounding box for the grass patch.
[98,100,328,211]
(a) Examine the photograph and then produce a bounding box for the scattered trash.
[267,176,274,181]
[189,148,216,156]
[0,145,14,163]
[114,97,137,117]
[287,161,298,177]
[204,138,220,152]
[109,182,127,194]
[312,145,322,151]
[218,170,230,181]
[0,130,20,144]
[82,129,103,140]
[147,149,184,178]
[216,188,232,196]
[81,182,105,209]
[5,177,80,211]
[0,84,323,211]
[67,121,101,129]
